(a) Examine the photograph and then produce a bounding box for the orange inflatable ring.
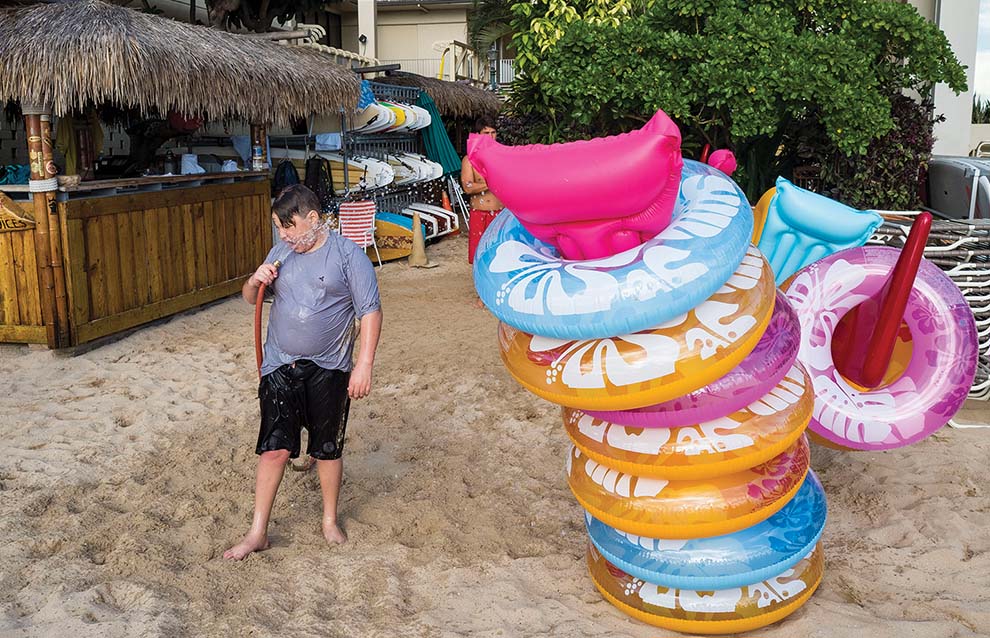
[587,541,823,635]
[498,246,775,411]
[567,436,809,539]
[563,363,811,481]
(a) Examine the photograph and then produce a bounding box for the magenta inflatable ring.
[585,291,800,428]
[783,246,977,450]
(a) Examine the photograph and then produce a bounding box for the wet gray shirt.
[261,234,381,376]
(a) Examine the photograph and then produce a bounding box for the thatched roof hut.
[377,72,502,120]
[0,0,360,125]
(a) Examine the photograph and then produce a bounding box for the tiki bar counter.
[0,0,360,348]
[0,173,271,348]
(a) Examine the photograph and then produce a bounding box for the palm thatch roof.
[0,0,360,125]
[377,72,502,119]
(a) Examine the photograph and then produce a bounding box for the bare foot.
[471,297,486,309]
[223,533,270,560]
[322,519,348,546]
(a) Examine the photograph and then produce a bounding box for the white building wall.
[932,0,981,155]
[907,0,935,21]
[343,7,468,71]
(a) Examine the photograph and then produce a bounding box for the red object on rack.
[831,212,932,388]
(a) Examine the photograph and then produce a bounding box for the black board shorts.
[257,360,351,461]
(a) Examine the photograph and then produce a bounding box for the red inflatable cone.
[832,212,931,388]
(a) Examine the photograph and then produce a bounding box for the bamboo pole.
[38,113,70,346]
[23,105,64,348]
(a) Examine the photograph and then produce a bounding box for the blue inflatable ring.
[585,470,826,591]
[473,160,754,340]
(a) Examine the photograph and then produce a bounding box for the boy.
[461,116,504,264]
[225,184,382,560]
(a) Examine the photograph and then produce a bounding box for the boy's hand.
[348,362,373,399]
[251,263,278,286]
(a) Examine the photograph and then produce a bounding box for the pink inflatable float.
[586,292,800,428]
[784,246,977,450]
[468,110,683,260]
[707,148,737,176]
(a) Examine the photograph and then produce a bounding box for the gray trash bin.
[927,156,990,220]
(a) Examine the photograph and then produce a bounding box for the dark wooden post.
[24,103,69,347]
[249,124,269,172]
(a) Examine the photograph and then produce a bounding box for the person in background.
[461,117,504,265]
[55,109,103,179]
[225,184,382,560]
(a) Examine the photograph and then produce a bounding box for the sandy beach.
[1,235,988,638]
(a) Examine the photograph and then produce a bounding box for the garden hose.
[254,260,281,378]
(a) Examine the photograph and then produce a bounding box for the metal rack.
[366,81,420,104]
[868,213,990,401]
[345,133,420,161]
[334,81,445,215]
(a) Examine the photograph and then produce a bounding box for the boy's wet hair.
[272,184,321,227]
[473,116,497,133]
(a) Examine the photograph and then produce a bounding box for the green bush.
[816,94,938,210]
[507,0,967,202]
[973,95,990,124]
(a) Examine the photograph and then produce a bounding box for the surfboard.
[349,103,382,131]
[380,102,408,132]
[394,207,441,239]
[397,153,444,180]
[410,205,453,236]
[405,105,432,131]
[358,104,396,134]
[385,154,423,185]
[396,104,418,131]
[318,152,394,192]
[392,208,441,240]
[372,212,428,261]
[407,202,459,235]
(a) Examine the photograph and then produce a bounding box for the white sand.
[1,236,988,638]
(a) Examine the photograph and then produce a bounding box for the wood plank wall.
[0,224,44,343]
[60,180,271,345]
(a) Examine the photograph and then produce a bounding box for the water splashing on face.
[273,215,337,265]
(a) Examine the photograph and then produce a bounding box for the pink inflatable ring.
[585,291,800,428]
[783,246,977,450]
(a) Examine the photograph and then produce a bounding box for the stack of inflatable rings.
[474,160,826,634]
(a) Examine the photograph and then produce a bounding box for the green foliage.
[816,94,938,210]
[507,0,967,201]
[468,0,515,51]
[974,95,990,124]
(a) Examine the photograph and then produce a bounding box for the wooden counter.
[0,172,272,347]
